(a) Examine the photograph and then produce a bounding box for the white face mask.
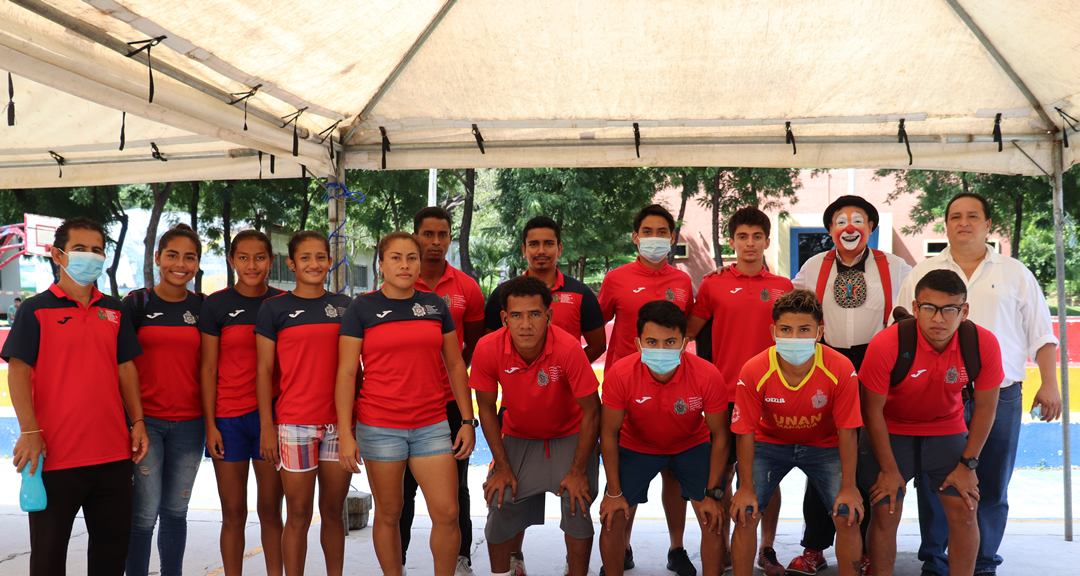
[638,237,671,263]
[59,249,106,286]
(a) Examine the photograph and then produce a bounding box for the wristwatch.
[959,456,979,469]
[461,418,479,427]
[704,486,724,500]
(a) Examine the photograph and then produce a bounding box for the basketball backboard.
[24,213,63,256]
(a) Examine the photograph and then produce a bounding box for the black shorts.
[857,432,967,504]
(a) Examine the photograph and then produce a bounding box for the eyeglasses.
[915,301,965,321]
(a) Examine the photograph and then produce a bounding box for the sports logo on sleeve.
[633,287,646,293]
[183,310,196,324]
[674,398,688,414]
[732,404,741,422]
[811,389,828,409]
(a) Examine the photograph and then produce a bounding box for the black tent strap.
[150,142,167,162]
[258,150,263,179]
[228,84,261,131]
[125,36,166,104]
[992,113,1003,152]
[6,73,13,127]
[119,111,126,151]
[472,124,486,154]
[1055,108,1079,149]
[270,154,275,174]
[379,127,390,169]
[633,123,640,158]
[898,119,912,165]
[281,108,307,157]
[317,119,343,144]
[48,151,64,178]
[785,122,796,155]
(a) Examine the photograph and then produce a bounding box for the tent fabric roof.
[1,0,1078,188]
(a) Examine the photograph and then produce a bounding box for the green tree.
[696,168,803,268]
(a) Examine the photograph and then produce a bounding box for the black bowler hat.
[823,195,879,230]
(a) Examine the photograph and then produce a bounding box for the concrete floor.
[0,462,1077,576]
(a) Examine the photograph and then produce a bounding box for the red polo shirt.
[198,286,285,418]
[340,290,457,429]
[470,325,600,440]
[255,291,352,426]
[1,284,142,472]
[123,289,204,421]
[732,345,862,448]
[414,263,485,402]
[485,269,605,340]
[599,258,694,374]
[602,353,727,455]
[691,265,793,402]
[859,322,1003,435]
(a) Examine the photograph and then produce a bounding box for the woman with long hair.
[199,229,286,575]
[123,223,206,576]
[337,231,476,576]
[256,230,354,576]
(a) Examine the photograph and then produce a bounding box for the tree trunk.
[189,181,203,293]
[102,186,128,297]
[389,190,402,231]
[253,209,263,233]
[143,182,175,288]
[299,180,312,231]
[223,197,234,287]
[711,170,723,268]
[1012,194,1023,259]
[459,168,477,279]
[670,171,692,265]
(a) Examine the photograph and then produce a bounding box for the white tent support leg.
[1052,139,1072,541]
[329,160,347,294]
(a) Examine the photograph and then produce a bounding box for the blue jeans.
[750,441,849,516]
[916,382,1022,575]
[126,416,205,576]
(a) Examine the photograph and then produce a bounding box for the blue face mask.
[640,346,683,375]
[774,338,817,366]
[638,237,671,264]
[60,249,105,287]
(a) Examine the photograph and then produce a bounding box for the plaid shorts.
[277,423,341,472]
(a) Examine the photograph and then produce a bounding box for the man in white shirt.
[790,196,911,576]
[894,192,1061,576]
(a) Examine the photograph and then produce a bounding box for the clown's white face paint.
[830,208,871,258]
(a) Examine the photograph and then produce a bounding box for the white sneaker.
[455,556,474,576]
[509,554,527,576]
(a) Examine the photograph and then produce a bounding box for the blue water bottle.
[20,454,47,512]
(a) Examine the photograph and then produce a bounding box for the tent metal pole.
[1052,139,1072,541]
[944,0,1056,133]
[329,160,347,294]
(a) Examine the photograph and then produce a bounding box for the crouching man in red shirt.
[471,276,602,576]
[599,301,731,576]
[859,269,1003,576]
[730,290,864,576]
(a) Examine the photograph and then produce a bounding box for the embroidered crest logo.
[551,293,561,303]
[674,398,688,414]
[945,366,959,384]
[442,293,452,307]
[98,309,119,324]
[98,309,106,320]
[760,288,770,301]
[537,368,549,386]
[665,288,675,302]
[812,389,828,409]
[732,404,741,423]
[324,303,337,318]
[183,310,196,325]
[412,303,426,317]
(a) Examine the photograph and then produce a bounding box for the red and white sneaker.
[785,549,828,576]
[860,553,872,576]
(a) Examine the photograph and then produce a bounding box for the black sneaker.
[666,547,697,576]
[920,571,942,576]
[599,547,635,576]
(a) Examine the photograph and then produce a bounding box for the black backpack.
[889,315,981,390]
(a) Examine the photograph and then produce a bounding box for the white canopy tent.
[0,0,1076,534]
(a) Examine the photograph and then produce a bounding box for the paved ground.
[0,462,1077,576]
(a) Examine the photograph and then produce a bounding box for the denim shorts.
[355,420,453,462]
[750,441,850,516]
